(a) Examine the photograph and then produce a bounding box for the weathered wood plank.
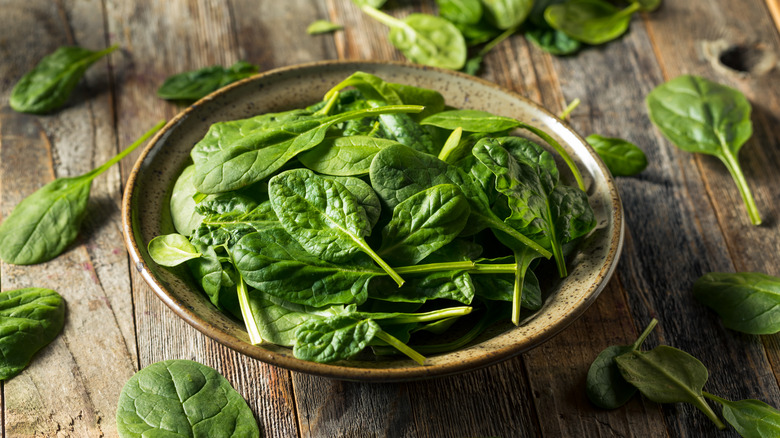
[0,0,136,435]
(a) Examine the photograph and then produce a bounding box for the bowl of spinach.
[122,60,623,381]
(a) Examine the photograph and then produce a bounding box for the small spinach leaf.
[586,134,648,176]
[157,61,259,103]
[10,45,118,114]
[116,359,259,438]
[693,272,780,335]
[525,27,581,56]
[545,0,640,45]
[436,0,483,25]
[646,74,761,225]
[307,20,344,35]
[704,394,780,438]
[480,0,533,30]
[0,121,164,265]
[0,288,65,380]
[147,234,201,267]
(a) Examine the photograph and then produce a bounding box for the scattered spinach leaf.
[436,0,483,25]
[647,74,761,225]
[307,20,344,35]
[0,288,65,380]
[693,272,780,335]
[545,0,640,45]
[480,0,533,30]
[704,393,780,438]
[0,121,165,265]
[116,359,259,437]
[525,27,581,56]
[157,61,259,103]
[586,134,648,176]
[10,45,118,114]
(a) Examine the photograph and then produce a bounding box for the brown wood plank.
[0,1,137,435]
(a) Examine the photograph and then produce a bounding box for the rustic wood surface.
[0,0,778,436]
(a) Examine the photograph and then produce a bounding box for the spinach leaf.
[329,176,383,229]
[232,228,382,307]
[462,25,519,75]
[480,0,533,29]
[269,168,405,286]
[369,144,552,258]
[193,104,422,193]
[545,0,640,45]
[294,315,382,363]
[704,394,780,438]
[0,288,65,380]
[10,45,118,114]
[436,0,483,25]
[157,61,259,103]
[636,0,662,12]
[646,75,761,225]
[586,319,657,409]
[116,359,259,438]
[245,290,340,347]
[693,272,780,335]
[307,20,344,35]
[525,27,581,56]
[0,121,164,265]
[147,234,201,267]
[361,6,468,70]
[369,270,476,304]
[379,184,470,265]
[615,345,726,429]
[586,134,648,176]
[169,165,207,236]
[300,136,402,176]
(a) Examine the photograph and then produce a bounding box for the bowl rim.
[121,59,624,382]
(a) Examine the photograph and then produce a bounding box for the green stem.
[468,263,518,273]
[357,239,405,286]
[702,391,734,429]
[621,2,642,17]
[630,318,658,350]
[361,5,407,30]
[314,91,339,116]
[380,307,472,325]
[85,120,166,180]
[375,330,426,365]
[437,127,463,163]
[517,122,586,192]
[558,98,581,120]
[236,277,263,345]
[478,25,519,57]
[395,261,475,274]
[493,219,553,259]
[720,150,761,225]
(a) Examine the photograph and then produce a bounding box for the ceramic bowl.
[122,60,623,382]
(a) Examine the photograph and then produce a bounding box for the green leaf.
[362,7,467,70]
[294,315,381,363]
[369,270,476,304]
[422,109,522,132]
[147,234,201,267]
[352,0,387,7]
[586,134,648,176]
[480,0,533,29]
[269,169,405,286]
[0,288,65,380]
[545,0,640,45]
[705,394,780,438]
[307,20,344,35]
[245,290,338,346]
[157,61,259,103]
[437,0,483,25]
[585,319,657,409]
[647,74,760,225]
[636,0,662,12]
[10,45,118,114]
[328,176,383,229]
[0,121,165,265]
[615,345,726,429]
[525,27,581,56]
[693,272,780,335]
[116,359,259,438]
[169,165,206,237]
[299,136,401,176]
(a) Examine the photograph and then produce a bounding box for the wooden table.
[1,1,779,436]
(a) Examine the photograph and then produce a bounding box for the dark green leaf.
[706,394,780,438]
[294,315,381,362]
[116,359,259,437]
[693,272,780,335]
[646,74,760,225]
[421,109,521,132]
[545,0,640,45]
[0,288,65,380]
[480,0,533,29]
[299,135,402,176]
[437,0,483,25]
[525,27,581,56]
[586,134,648,176]
[157,61,259,102]
[307,20,343,35]
[369,270,476,304]
[10,45,117,114]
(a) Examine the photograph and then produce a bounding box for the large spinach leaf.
[116,359,259,437]
[299,136,402,176]
[0,121,164,265]
[693,272,780,335]
[647,74,761,225]
[0,288,65,380]
[10,45,117,114]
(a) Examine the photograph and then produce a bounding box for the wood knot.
[701,39,777,77]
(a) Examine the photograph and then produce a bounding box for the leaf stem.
[395,261,475,274]
[493,219,553,259]
[357,240,405,286]
[517,121,586,192]
[437,127,463,163]
[361,6,407,30]
[86,120,166,180]
[719,150,761,225]
[558,98,581,120]
[379,306,472,324]
[375,330,426,365]
[630,318,658,350]
[477,25,519,57]
[236,277,263,345]
[314,91,339,116]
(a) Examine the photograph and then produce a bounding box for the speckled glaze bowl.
[122,61,623,382]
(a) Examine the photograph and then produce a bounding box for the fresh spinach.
[147,233,202,267]
[704,393,780,438]
[647,74,761,225]
[0,121,165,265]
[586,134,648,176]
[157,61,259,103]
[480,0,533,30]
[307,20,343,35]
[116,359,259,437]
[545,0,640,45]
[361,6,467,70]
[0,288,65,380]
[586,319,657,409]
[525,27,581,56]
[436,0,483,25]
[299,136,402,176]
[10,45,118,114]
[693,272,780,335]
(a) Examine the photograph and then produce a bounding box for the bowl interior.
[122,61,623,381]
